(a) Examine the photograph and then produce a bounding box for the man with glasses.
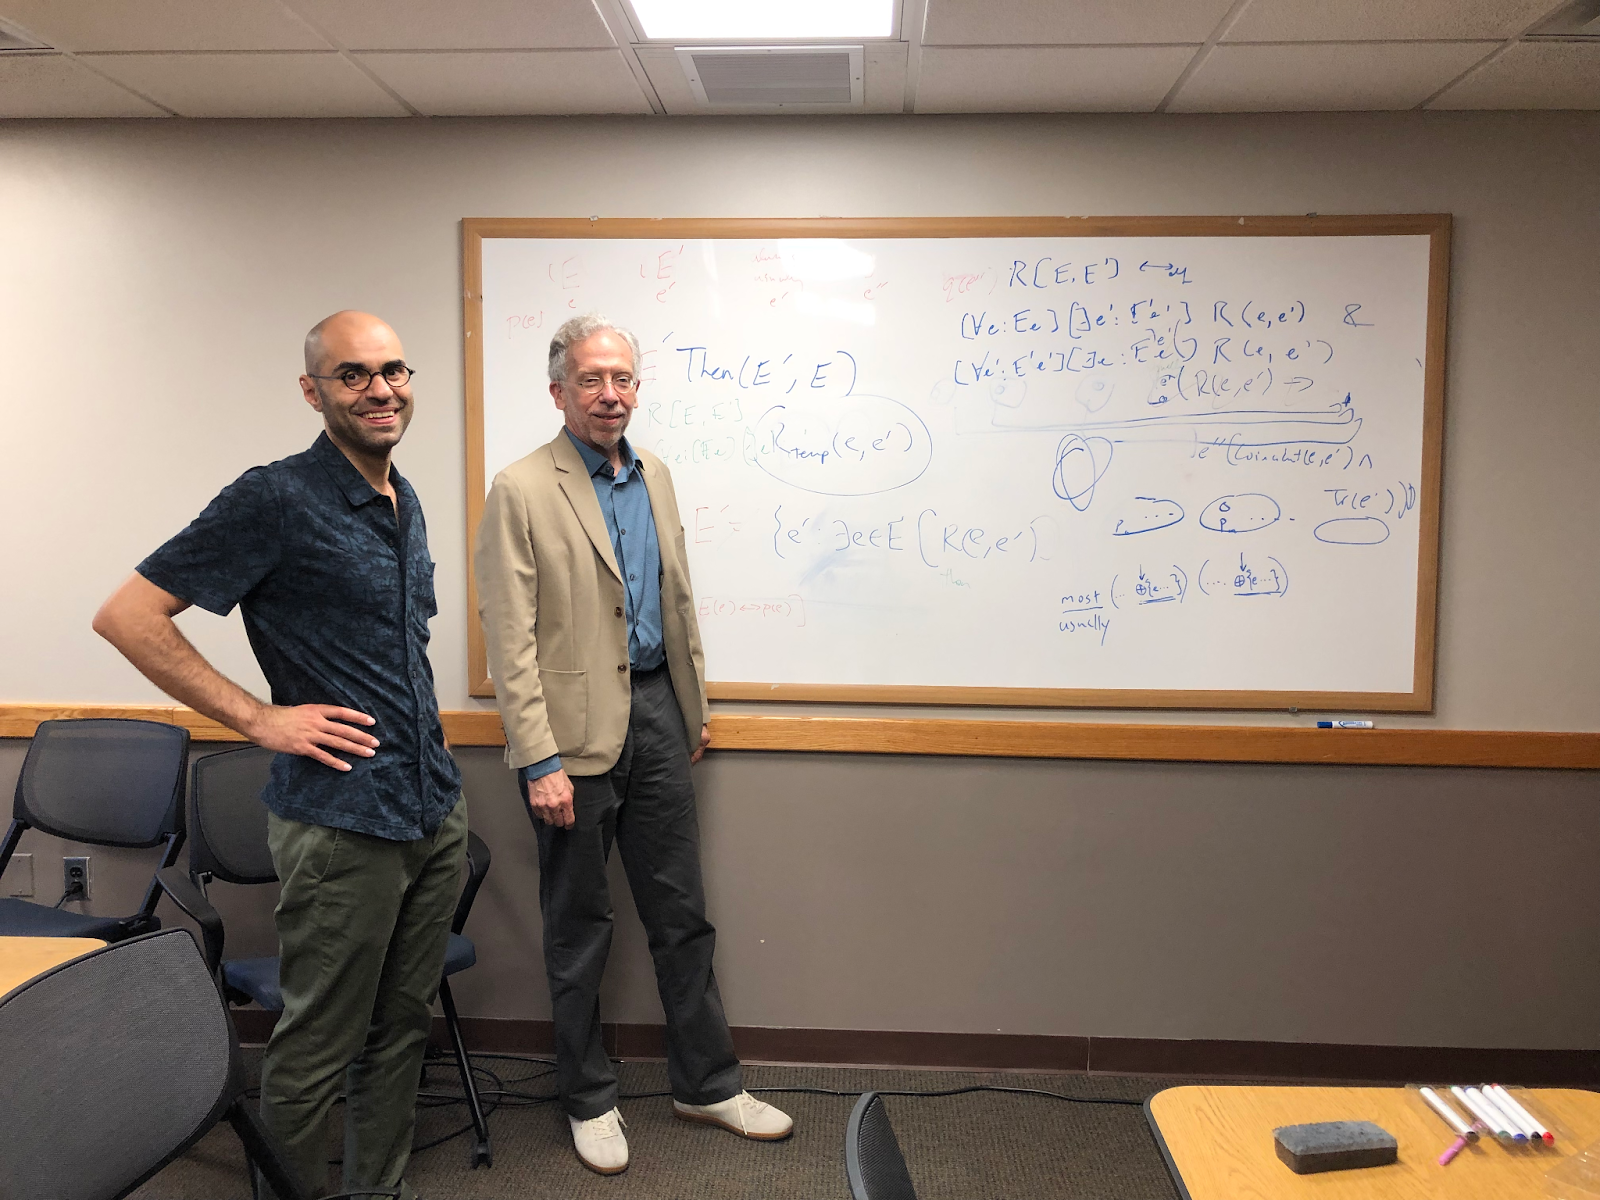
[93,310,464,1200]
[476,313,792,1175]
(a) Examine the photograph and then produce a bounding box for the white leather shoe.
[570,1107,629,1174]
[673,1091,794,1140]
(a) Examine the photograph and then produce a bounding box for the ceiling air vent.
[1525,0,1600,39]
[676,45,864,108]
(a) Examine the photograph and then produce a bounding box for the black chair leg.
[438,977,491,1168]
[226,1096,314,1200]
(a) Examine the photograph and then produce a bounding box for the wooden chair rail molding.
[2,705,1598,769]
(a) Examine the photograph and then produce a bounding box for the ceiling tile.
[83,52,408,117]
[1170,41,1492,111]
[1428,41,1600,108]
[359,50,650,116]
[916,46,1195,112]
[0,52,166,115]
[283,0,616,51]
[923,0,1235,46]
[635,46,701,114]
[0,0,329,51]
[1225,0,1554,43]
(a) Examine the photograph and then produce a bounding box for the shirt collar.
[311,430,399,508]
[564,428,640,481]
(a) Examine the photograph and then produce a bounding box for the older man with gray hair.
[475,313,791,1174]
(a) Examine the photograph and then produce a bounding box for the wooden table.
[0,936,106,997]
[1147,1084,1600,1200]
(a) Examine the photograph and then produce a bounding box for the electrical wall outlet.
[63,855,90,902]
[2,852,33,897]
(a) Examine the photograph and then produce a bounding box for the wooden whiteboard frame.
[462,215,1449,711]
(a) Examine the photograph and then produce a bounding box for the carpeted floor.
[133,1052,1187,1200]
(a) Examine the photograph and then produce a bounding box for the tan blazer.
[475,431,708,776]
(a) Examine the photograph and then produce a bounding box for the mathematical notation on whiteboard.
[480,234,1432,695]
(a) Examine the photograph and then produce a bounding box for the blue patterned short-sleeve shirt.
[137,432,461,842]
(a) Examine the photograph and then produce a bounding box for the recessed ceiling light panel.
[631,0,893,41]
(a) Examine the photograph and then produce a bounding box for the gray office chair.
[157,744,495,1167]
[0,927,395,1200]
[845,1091,920,1200]
[0,718,188,940]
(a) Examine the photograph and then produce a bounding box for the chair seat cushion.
[444,932,475,975]
[222,934,475,1011]
[222,956,283,1010]
[0,898,150,941]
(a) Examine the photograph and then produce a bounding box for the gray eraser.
[1273,1121,1398,1174]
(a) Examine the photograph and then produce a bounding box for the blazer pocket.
[538,668,588,758]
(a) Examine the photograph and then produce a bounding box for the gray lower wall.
[5,737,1597,1051]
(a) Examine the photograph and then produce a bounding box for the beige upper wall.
[0,112,1595,729]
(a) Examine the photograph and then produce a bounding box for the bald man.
[94,312,465,1200]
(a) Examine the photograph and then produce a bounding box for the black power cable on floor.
[399,1050,1147,1160]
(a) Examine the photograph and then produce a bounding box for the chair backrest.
[188,745,277,884]
[845,1092,920,1200]
[453,829,492,934]
[0,929,240,1200]
[14,719,189,847]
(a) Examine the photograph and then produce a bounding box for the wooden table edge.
[1145,1089,1198,1200]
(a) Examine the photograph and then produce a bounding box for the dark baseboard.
[1085,1037,1600,1085]
[229,1009,1600,1085]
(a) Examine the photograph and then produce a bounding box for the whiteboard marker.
[1317,720,1373,728]
[1476,1086,1531,1143]
[1488,1085,1554,1144]
[1468,1086,1523,1141]
[1418,1086,1477,1141]
[1455,1086,1515,1142]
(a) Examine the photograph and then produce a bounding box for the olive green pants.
[259,799,467,1200]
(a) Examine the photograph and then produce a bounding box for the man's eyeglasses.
[568,373,638,396]
[309,362,416,392]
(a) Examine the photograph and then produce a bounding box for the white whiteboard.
[466,218,1446,709]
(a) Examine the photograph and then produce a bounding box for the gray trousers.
[260,799,467,1199]
[529,665,742,1119]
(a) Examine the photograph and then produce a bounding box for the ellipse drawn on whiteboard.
[1052,434,1113,512]
[1200,493,1281,533]
[748,396,932,496]
[1113,497,1184,536]
[1314,516,1390,545]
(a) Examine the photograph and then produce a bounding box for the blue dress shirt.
[523,430,663,783]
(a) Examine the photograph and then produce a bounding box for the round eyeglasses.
[569,373,638,396]
[309,362,415,392]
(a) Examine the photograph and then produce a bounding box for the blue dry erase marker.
[1317,720,1374,729]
